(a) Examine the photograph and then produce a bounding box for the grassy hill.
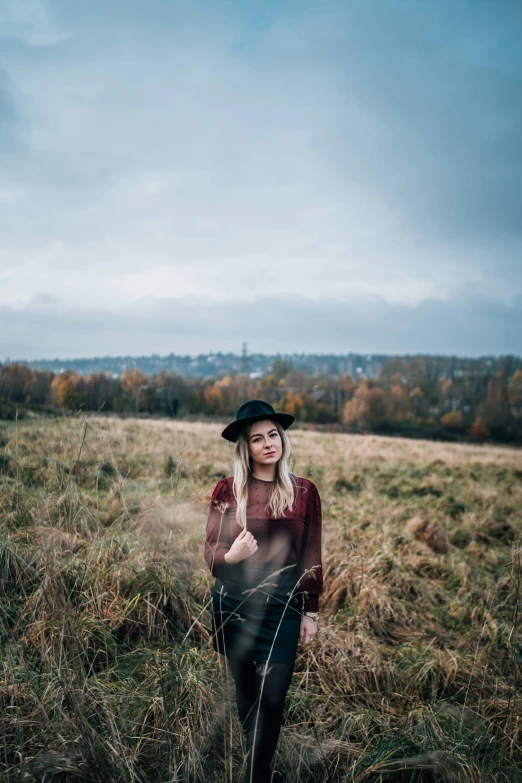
[0,417,521,782]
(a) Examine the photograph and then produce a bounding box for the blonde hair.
[232,419,297,529]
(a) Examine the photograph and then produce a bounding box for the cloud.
[0,0,521,356]
[0,0,68,47]
[2,293,521,360]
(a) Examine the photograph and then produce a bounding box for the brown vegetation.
[2,355,522,444]
[0,417,521,781]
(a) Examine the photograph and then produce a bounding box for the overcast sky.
[1,0,521,360]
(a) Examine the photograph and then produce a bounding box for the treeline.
[1,356,521,444]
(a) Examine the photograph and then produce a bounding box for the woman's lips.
[265,452,276,456]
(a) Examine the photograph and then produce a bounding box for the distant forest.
[14,349,522,382]
[1,353,521,445]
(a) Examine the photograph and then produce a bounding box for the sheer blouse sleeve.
[297,480,323,613]
[204,478,233,580]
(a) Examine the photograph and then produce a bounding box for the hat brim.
[221,413,295,443]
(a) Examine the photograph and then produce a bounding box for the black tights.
[227,656,294,783]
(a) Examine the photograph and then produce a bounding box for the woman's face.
[247,419,283,468]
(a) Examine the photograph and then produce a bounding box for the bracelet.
[304,611,319,623]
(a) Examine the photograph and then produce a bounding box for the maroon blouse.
[204,474,323,612]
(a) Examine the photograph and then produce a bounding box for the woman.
[204,399,323,783]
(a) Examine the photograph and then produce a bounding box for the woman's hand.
[299,615,317,646]
[224,528,258,564]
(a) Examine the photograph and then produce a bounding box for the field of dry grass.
[0,416,521,782]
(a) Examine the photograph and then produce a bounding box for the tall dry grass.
[0,415,521,782]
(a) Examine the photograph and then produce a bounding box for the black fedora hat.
[221,399,294,443]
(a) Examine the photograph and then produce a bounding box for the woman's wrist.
[304,611,319,623]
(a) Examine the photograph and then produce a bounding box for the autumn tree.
[437,377,453,410]
[259,373,277,397]
[336,372,355,417]
[440,411,463,431]
[0,363,36,404]
[343,381,387,431]
[339,373,355,395]
[51,372,81,410]
[470,416,489,442]
[204,384,225,414]
[279,390,306,420]
[214,375,240,414]
[408,357,431,398]
[121,368,147,413]
[379,358,407,390]
[409,385,428,421]
[387,384,411,422]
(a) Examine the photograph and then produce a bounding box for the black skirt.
[211,561,304,664]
